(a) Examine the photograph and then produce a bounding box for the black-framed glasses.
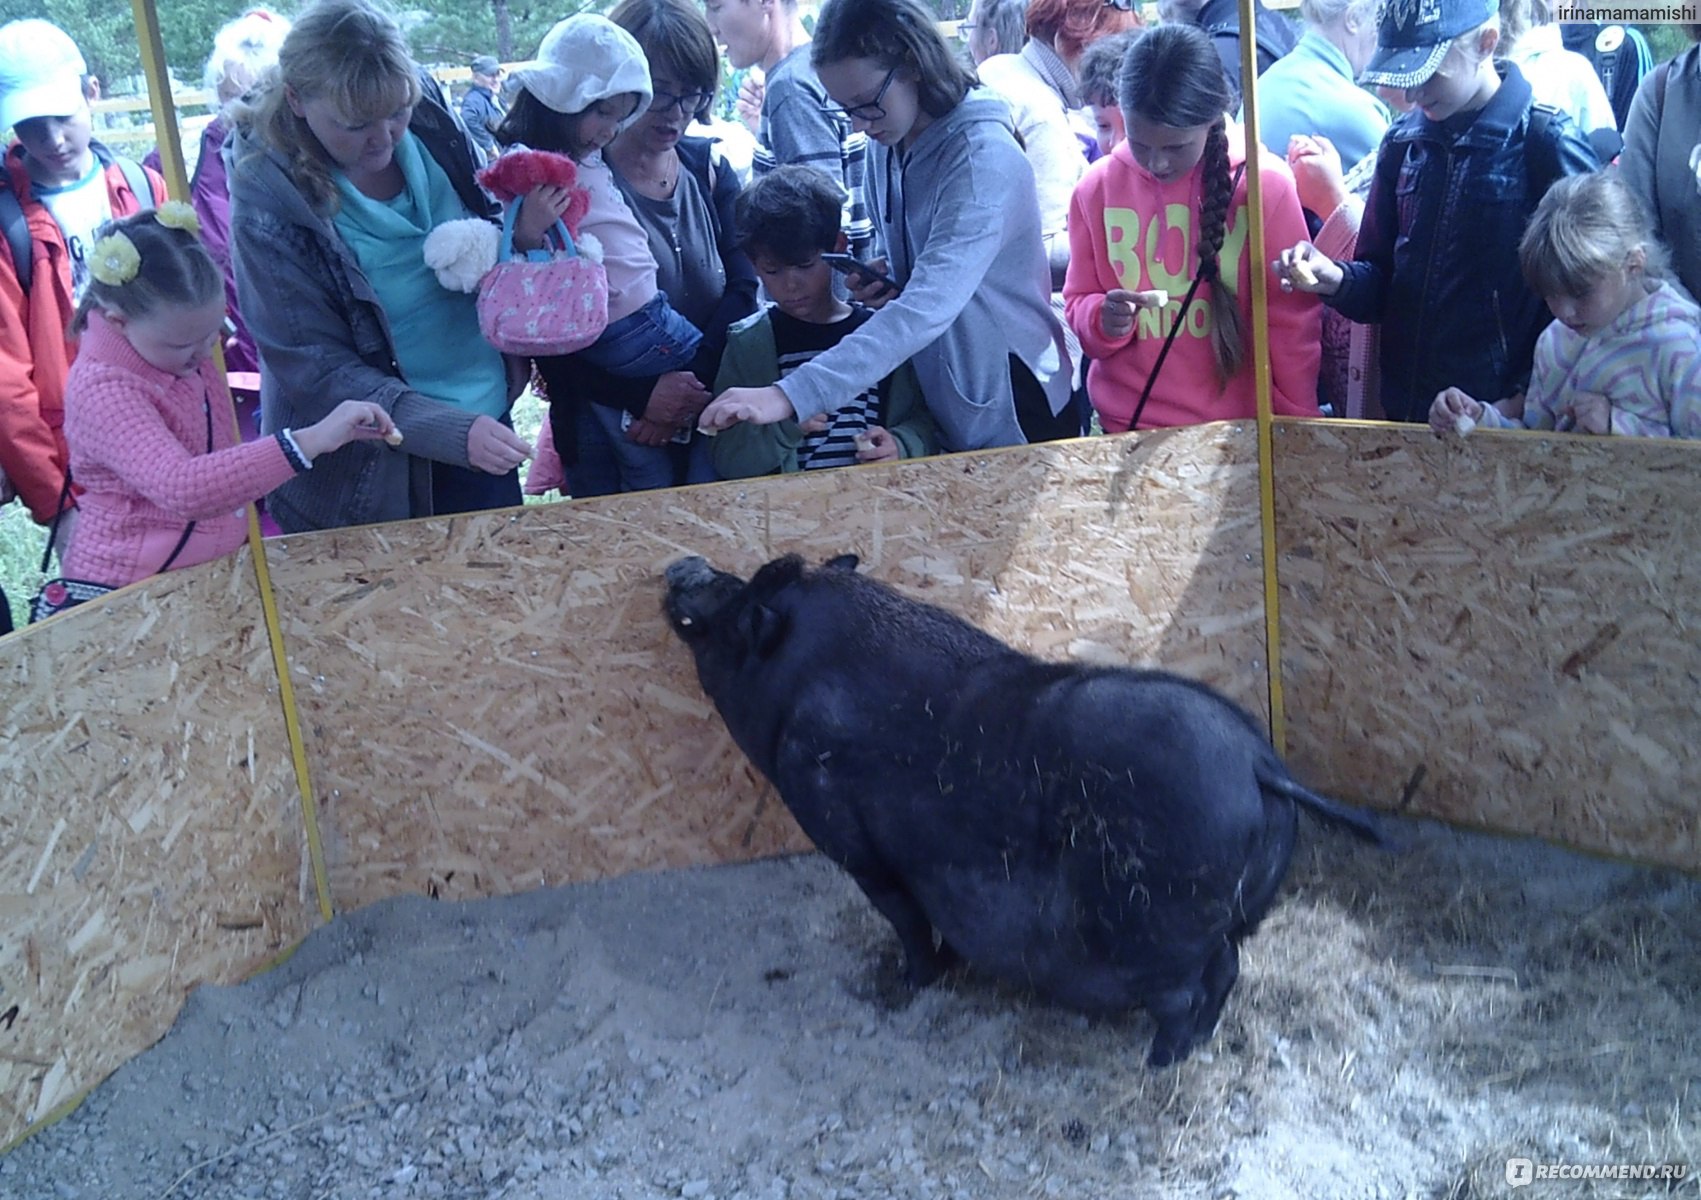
[823,68,898,123]
[650,86,712,120]
[1104,0,1136,9]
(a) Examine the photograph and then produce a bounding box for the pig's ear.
[821,554,860,573]
[736,601,788,659]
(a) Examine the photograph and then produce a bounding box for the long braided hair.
[1118,23,1244,384]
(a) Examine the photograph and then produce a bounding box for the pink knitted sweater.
[61,312,295,587]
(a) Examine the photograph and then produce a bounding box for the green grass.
[0,501,52,630]
[0,387,555,631]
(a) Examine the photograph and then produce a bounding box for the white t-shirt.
[34,158,113,303]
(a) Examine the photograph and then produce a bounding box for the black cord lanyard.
[1125,162,1248,434]
[40,388,214,575]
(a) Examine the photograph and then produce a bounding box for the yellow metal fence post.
[128,0,334,922]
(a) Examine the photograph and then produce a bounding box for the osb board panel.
[1274,420,1701,871]
[265,423,1268,912]
[0,548,314,1149]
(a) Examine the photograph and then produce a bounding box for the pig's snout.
[665,556,717,593]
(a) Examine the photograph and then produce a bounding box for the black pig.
[664,552,1383,1066]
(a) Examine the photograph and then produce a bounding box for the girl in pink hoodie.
[1064,23,1321,433]
[46,207,395,616]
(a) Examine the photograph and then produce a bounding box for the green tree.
[403,0,591,67]
[0,0,143,92]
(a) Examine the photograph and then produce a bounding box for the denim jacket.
[1328,63,1599,422]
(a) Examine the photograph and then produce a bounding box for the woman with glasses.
[700,0,1075,452]
[533,0,759,495]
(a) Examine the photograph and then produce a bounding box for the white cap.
[510,14,652,126]
[0,20,89,131]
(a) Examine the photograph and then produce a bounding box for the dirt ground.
[2,817,1696,1200]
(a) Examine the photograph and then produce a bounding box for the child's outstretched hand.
[1429,387,1485,436]
[295,401,397,460]
[855,426,901,463]
[699,385,796,433]
[1274,242,1342,296]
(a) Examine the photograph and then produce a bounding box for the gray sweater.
[776,90,1070,453]
[1620,45,1701,303]
[225,84,499,533]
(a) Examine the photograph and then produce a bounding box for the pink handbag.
[476,196,609,357]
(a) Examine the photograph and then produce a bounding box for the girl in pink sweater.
[49,207,393,611]
[1063,24,1321,433]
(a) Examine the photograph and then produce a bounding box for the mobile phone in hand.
[821,253,898,294]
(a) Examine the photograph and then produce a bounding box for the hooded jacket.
[0,141,166,523]
[1064,135,1321,432]
[226,76,504,533]
[777,89,1071,453]
[1328,62,1599,422]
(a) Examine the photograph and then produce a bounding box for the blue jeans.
[567,400,716,498]
[574,292,703,378]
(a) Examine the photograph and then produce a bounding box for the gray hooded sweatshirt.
[777,89,1070,452]
[225,81,503,533]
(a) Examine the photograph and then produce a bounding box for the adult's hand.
[624,415,677,446]
[467,414,531,474]
[641,371,710,431]
[513,184,573,252]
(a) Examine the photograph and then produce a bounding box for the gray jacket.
[777,89,1070,452]
[225,82,500,532]
[1620,45,1701,304]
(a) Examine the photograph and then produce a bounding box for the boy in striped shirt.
[710,166,937,478]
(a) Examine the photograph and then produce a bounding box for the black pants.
[1011,354,1080,444]
[0,584,12,636]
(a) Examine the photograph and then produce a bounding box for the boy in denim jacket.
[1274,0,1597,423]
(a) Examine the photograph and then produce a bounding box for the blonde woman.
[226,0,538,532]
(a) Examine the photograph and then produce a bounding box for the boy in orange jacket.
[0,19,167,532]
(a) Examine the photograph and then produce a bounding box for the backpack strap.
[115,156,156,212]
[0,181,29,294]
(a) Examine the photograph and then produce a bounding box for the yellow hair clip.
[89,232,142,287]
[155,200,201,235]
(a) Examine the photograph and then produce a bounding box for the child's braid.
[1196,118,1245,385]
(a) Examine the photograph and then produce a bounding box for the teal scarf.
[334,132,507,419]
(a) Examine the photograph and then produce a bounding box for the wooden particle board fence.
[0,552,313,1146]
[3,418,1699,1152]
[0,423,1265,1149]
[1273,420,1701,870]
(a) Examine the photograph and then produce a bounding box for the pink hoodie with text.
[1064,136,1321,432]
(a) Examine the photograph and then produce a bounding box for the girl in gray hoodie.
[699,0,1074,452]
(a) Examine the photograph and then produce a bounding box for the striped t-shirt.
[771,307,882,469]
